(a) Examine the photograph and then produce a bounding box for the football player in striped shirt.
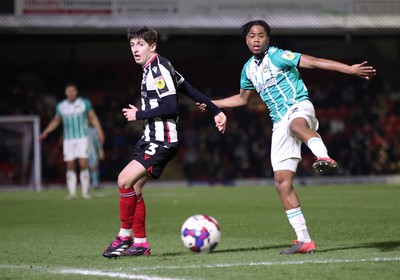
[102,26,227,258]
[199,20,376,254]
[39,82,104,200]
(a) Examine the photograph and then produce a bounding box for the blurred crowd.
[1,65,400,185]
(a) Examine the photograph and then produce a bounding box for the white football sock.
[286,207,312,243]
[134,237,147,244]
[307,137,329,158]
[80,168,90,196]
[66,170,77,197]
[119,228,132,238]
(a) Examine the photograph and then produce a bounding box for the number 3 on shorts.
[145,142,159,156]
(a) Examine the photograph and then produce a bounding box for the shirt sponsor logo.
[155,76,166,90]
[263,77,277,89]
[282,51,295,60]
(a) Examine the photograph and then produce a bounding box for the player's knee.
[117,173,128,188]
[274,178,287,190]
[134,185,143,195]
[274,175,293,194]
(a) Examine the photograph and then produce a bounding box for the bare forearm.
[213,89,252,108]
[300,55,351,73]
[43,118,61,134]
[91,118,104,139]
[300,54,376,80]
[313,59,350,73]
[88,111,104,143]
[39,116,61,141]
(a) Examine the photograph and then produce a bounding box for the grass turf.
[0,184,399,280]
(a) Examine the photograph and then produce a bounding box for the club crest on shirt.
[263,65,268,73]
[282,51,295,60]
[155,76,166,89]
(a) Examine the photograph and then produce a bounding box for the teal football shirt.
[56,97,92,139]
[240,46,309,123]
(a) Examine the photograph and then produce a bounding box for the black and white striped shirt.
[136,54,179,143]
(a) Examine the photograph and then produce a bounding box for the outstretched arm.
[198,89,254,112]
[213,89,254,108]
[179,80,222,116]
[39,115,62,142]
[299,54,376,80]
[179,80,227,133]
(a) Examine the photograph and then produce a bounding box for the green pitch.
[1,184,399,280]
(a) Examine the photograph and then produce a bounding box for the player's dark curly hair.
[65,82,78,89]
[240,20,271,38]
[127,26,158,45]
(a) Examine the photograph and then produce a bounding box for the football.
[180,214,221,253]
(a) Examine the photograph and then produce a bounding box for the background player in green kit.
[199,20,376,254]
[39,82,105,199]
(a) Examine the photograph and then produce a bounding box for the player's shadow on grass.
[318,241,400,253]
[211,244,288,254]
[160,241,400,257]
[159,244,288,257]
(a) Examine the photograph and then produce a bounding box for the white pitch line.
[58,268,186,280]
[1,257,399,279]
[121,256,400,272]
[0,264,186,280]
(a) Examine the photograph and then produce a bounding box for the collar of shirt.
[253,50,268,66]
[144,54,159,69]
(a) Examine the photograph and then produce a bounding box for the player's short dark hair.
[127,26,158,45]
[241,20,271,38]
[65,82,78,89]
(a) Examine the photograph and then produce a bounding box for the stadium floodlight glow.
[0,115,42,191]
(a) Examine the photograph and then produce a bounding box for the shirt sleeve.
[154,63,177,98]
[174,70,185,87]
[83,98,92,113]
[240,61,255,90]
[55,103,61,116]
[179,80,222,116]
[135,94,177,120]
[273,48,302,69]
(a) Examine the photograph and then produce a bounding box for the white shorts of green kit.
[63,137,89,161]
[271,100,319,172]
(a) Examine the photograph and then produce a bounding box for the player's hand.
[196,102,208,112]
[97,131,105,145]
[214,112,227,134]
[349,61,376,80]
[122,104,138,121]
[99,147,105,160]
[38,132,48,142]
